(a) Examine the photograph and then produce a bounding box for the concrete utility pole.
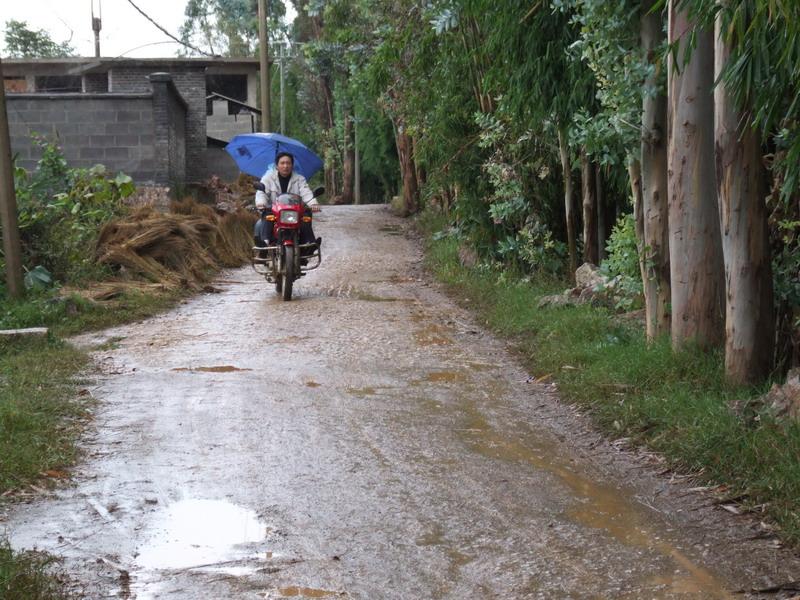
[354,112,361,204]
[92,0,102,58]
[279,42,285,135]
[258,0,271,132]
[0,57,24,299]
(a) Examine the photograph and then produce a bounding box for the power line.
[124,0,215,57]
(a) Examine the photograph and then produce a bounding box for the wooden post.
[0,57,24,299]
[258,0,271,132]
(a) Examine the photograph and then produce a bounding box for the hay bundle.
[96,200,256,288]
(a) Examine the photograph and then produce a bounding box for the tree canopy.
[3,20,75,58]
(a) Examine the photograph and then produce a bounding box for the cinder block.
[80,147,105,160]
[105,123,130,134]
[117,111,141,122]
[90,135,113,146]
[105,147,130,159]
[114,134,140,146]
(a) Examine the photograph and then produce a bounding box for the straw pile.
[95,199,256,289]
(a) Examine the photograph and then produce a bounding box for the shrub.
[601,213,643,311]
[13,137,134,284]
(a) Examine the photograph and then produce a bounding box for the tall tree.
[714,2,774,383]
[3,20,74,58]
[180,0,285,56]
[640,0,671,340]
[667,1,724,350]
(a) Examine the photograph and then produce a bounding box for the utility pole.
[354,112,361,204]
[279,42,285,135]
[92,0,102,58]
[258,0,271,132]
[0,57,24,299]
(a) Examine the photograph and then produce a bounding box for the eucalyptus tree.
[713,0,800,376]
[640,0,671,340]
[180,0,286,56]
[567,0,670,340]
[667,0,724,350]
[712,1,774,383]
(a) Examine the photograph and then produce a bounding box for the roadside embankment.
[424,228,800,548]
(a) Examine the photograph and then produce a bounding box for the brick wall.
[7,94,158,181]
[109,65,206,182]
[149,73,187,185]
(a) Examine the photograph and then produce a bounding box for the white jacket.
[255,170,317,208]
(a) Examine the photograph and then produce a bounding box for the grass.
[0,285,186,599]
[425,232,800,546]
[0,539,72,600]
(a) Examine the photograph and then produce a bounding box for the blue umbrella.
[224,133,324,179]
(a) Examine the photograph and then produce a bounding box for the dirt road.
[4,205,799,598]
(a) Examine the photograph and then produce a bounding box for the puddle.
[135,499,265,571]
[274,335,310,344]
[458,406,730,599]
[414,324,453,346]
[306,381,321,388]
[352,291,403,302]
[346,386,378,397]
[279,587,339,597]
[172,366,252,373]
[422,371,467,384]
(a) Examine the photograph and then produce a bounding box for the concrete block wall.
[206,99,254,142]
[110,65,206,182]
[149,73,187,185]
[7,94,158,181]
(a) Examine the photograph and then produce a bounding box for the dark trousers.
[254,214,316,251]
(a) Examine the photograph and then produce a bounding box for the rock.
[458,245,479,268]
[763,368,800,420]
[575,262,605,289]
[0,327,49,339]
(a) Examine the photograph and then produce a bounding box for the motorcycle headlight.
[279,210,299,224]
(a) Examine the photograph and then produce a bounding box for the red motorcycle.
[252,183,324,301]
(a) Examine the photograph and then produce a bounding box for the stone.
[0,327,49,339]
[763,368,800,420]
[575,262,605,289]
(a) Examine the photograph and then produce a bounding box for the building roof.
[4,56,261,75]
[206,91,261,114]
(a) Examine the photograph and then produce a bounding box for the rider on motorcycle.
[254,152,320,249]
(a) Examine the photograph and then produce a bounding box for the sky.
[2,0,296,58]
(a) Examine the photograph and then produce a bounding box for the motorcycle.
[251,183,324,301]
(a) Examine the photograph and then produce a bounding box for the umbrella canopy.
[224,133,324,180]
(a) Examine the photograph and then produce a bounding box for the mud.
[2,205,799,599]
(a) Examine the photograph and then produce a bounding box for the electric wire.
[124,0,214,57]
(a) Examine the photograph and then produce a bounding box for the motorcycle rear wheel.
[281,246,294,301]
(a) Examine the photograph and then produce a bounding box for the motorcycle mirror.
[253,182,266,192]
[312,186,325,198]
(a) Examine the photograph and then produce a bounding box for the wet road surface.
[4,205,799,598]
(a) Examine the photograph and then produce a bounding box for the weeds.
[0,539,73,600]
[0,336,89,493]
[425,230,800,545]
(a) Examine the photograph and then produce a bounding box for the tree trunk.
[581,150,598,265]
[558,126,578,281]
[641,0,671,341]
[629,159,648,295]
[341,112,355,204]
[596,163,607,261]
[714,10,774,384]
[412,136,426,189]
[396,123,419,216]
[667,3,724,350]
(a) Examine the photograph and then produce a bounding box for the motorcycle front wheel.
[281,246,294,301]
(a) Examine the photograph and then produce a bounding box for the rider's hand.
[311,204,321,213]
